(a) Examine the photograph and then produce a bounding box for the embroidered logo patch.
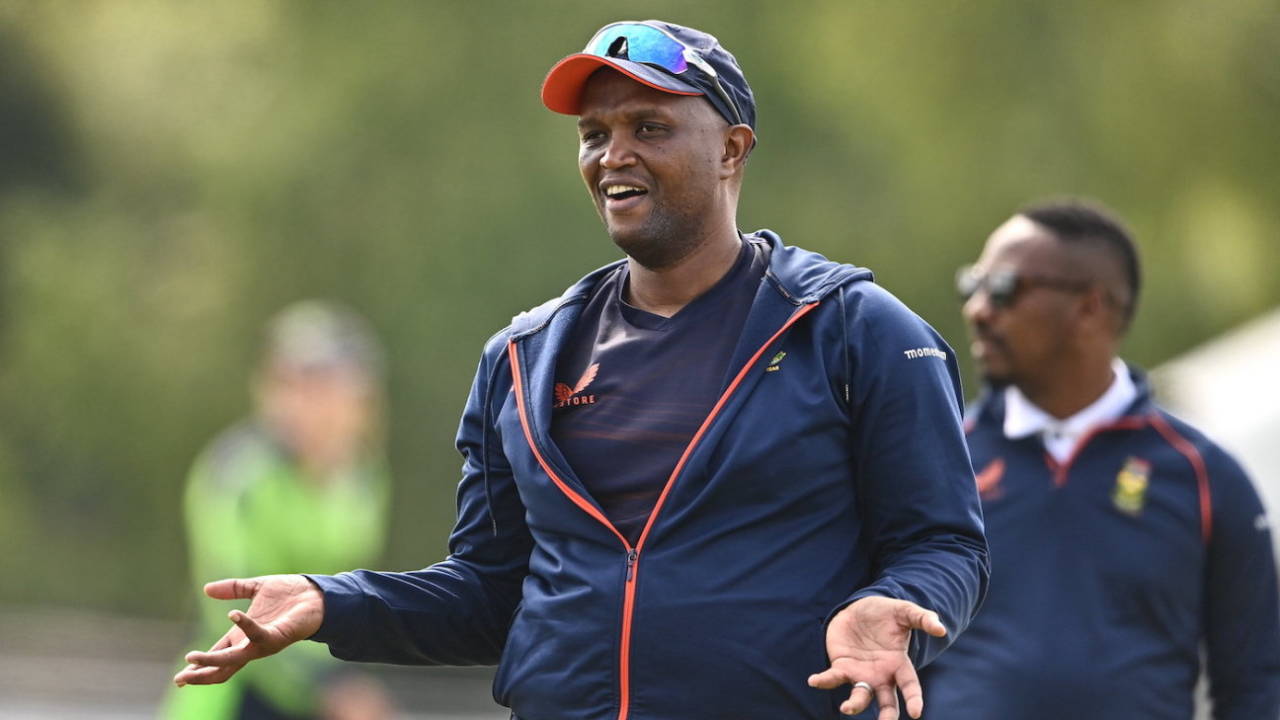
[554,363,599,409]
[765,351,787,373]
[1112,456,1151,516]
[975,458,1005,501]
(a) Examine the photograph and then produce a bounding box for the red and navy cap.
[541,20,757,131]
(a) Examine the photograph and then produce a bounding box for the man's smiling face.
[576,69,730,269]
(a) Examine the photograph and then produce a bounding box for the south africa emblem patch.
[1112,456,1151,516]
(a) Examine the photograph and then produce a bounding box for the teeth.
[605,184,644,198]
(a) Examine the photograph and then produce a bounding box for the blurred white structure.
[1152,308,1280,720]
[1152,307,1280,536]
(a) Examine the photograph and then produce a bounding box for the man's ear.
[720,125,755,178]
[1078,285,1118,337]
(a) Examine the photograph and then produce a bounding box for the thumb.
[807,666,848,689]
[897,602,947,638]
[204,577,260,601]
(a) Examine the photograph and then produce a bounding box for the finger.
[182,625,247,666]
[185,635,252,667]
[840,682,874,716]
[896,603,947,638]
[228,609,273,645]
[204,577,260,601]
[919,610,947,637]
[206,631,238,652]
[875,683,899,720]
[174,663,217,685]
[895,661,924,719]
[807,667,849,689]
[184,663,238,685]
[172,663,198,687]
[174,662,237,686]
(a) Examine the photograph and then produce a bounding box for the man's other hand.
[172,574,325,687]
[808,596,947,719]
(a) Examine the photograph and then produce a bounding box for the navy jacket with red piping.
[308,231,990,720]
[920,368,1280,719]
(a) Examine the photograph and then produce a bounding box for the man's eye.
[638,123,665,135]
[581,130,605,144]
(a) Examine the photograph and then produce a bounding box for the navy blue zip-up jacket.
[921,368,1280,719]
[308,232,990,720]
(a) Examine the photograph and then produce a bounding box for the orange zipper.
[506,301,818,720]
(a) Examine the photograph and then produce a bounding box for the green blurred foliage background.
[1,0,1276,619]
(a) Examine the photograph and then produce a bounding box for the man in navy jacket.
[174,21,989,720]
[921,199,1280,718]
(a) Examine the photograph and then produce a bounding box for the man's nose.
[963,288,995,326]
[600,135,637,169]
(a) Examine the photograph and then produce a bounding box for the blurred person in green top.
[164,300,394,720]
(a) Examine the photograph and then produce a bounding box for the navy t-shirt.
[551,238,768,544]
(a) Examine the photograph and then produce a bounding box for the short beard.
[980,370,1013,389]
[605,203,706,271]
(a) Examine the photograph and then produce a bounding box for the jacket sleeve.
[833,284,991,669]
[1201,445,1280,719]
[307,331,533,665]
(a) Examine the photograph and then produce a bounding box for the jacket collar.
[1003,357,1137,440]
[504,230,875,510]
[755,229,874,303]
[970,361,1157,431]
[508,229,872,338]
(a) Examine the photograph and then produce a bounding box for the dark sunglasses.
[584,22,744,127]
[955,265,1092,308]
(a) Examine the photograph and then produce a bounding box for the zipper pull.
[625,549,638,582]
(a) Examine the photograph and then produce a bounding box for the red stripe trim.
[1149,413,1213,544]
[508,340,635,719]
[506,342,630,547]
[1042,450,1058,474]
[542,54,703,115]
[1050,416,1149,487]
[618,564,637,720]
[633,302,821,553]
[506,300,819,720]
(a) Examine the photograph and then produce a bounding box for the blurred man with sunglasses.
[921,199,1280,719]
[175,20,990,720]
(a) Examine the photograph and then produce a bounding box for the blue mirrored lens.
[586,24,688,74]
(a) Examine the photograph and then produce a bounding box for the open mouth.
[970,334,1007,360]
[604,184,648,201]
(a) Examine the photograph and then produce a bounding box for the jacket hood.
[755,229,874,303]
[510,229,874,337]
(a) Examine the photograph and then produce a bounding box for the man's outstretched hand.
[172,574,325,687]
[808,596,947,719]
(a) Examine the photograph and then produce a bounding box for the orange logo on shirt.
[555,363,599,409]
[975,458,1005,501]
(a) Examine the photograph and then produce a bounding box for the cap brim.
[541,54,703,115]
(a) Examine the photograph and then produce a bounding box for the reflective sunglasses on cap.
[955,265,1092,308]
[583,22,744,126]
